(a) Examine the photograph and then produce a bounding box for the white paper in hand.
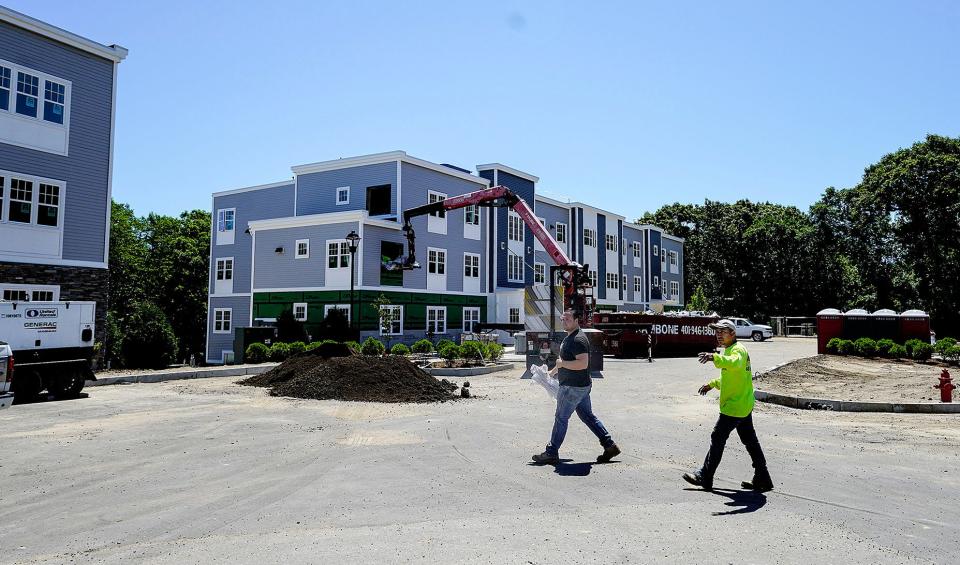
[531,364,559,399]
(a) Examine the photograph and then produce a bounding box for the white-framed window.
[509,307,521,325]
[1,283,59,302]
[215,258,233,281]
[463,307,481,333]
[556,222,567,244]
[327,240,350,268]
[508,253,523,282]
[0,60,72,155]
[464,205,479,226]
[653,244,659,257]
[293,302,308,322]
[428,248,446,275]
[214,308,232,334]
[428,191,446,217]
[606,273,619,289]
[605,234,617,251]
[296,239,310,259]
[508,211,524,242]
[0,65,9,112]
[634,276,642,294]
[0,174,64,228]
[589,270,597,288]
[633,242,642,258]
[669,250,679,273]
[662,279,668,296]
[534,262,546,285]
[428,191,447,234]
[653,275,660,289]
[216,208,236,245]
[622,274,627,290]
[670,281,680,300]
[622,238,627,256]
[324,304,351,322]
[463,252,480,278]
[380,304,403,335]
[583,228,596,247]
[661,249,667,270]
[336,186,350,205]
[2,289,26,301]
[427,306,446,334]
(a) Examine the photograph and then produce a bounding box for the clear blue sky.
[11,0,960,218]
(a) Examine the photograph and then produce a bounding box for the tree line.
[640,134,960,335]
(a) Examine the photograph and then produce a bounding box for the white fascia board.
[291,151,490,187]
[0,6,128,62]
[661,233,686,243]
[247,210,364,233]
[475,163,539,184]
[570,201,626,220]
[635,223,663,232]
[252,285,494,297]
[535,194,572,209]
[622,222,644,235]
[213,179,294,198]
[0,255,107,269]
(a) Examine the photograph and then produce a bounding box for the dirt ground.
[756,354,953,403]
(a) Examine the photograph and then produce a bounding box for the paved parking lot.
[1,338,958,564]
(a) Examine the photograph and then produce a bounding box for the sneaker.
[531,451,560,464]
[682,471,713,491]
[741,478,774,492]
[596,443,621,463]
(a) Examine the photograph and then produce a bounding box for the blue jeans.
[546,385,614,456]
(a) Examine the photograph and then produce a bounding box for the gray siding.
[252,221,359,289]
[206,295,250,363]
[622,224,645,305]
[296,162,397,217]
[0,20,116,263]
[210,183,295,294]
[661,236,684,304]
[534,199,571,268]
[488,170,535,289]
[649,230,662,301]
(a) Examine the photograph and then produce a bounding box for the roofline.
[535,194,572,209]
[569,201,626,220]
[475,163,539,183]
[0,6,128,62]
[292,150,490,186]
[633,223,685,242]
[662,233,686,243]
[247,210,401,233]
[213,179,294,198]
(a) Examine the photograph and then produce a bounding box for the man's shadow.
[529,458,620,476]
[684,487,767,515]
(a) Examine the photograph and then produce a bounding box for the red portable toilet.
[899,309,931,343]
[816,308,843,354]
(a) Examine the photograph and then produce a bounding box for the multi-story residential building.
[0,7,127,349]
[206,151,683,363]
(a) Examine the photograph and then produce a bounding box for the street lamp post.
[346,230,361,331]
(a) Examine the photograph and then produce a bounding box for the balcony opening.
[366,184,392,217]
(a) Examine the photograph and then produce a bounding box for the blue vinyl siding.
[489,169,534,289]
[650,230,662,300]
[252,221,359,289]
[661,236,684,304]
[596,213,606,300]
[617,220,624,301]
[622,223,645,305]
[296,161,397,217]
[533,199,571,273]
[576,208,584,265]
[206,295,250,363]
[0,20,116,264]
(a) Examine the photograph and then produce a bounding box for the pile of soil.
[239,352,460,403]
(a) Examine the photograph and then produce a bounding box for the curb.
[754,389,960,414]
[86,363,278,387]
[425,363,515,377]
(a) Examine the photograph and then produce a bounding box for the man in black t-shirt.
[532,309,620,464]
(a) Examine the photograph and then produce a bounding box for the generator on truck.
[0,300,97,401]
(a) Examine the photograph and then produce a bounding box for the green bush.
[904,339,924,357]
[875,339,896,358]
[361,337,386,356]
[486,342,505,361]
[305,341,323,352]
[888,344,908,359]
[854,337,878,357]
[826,338,843,355]
[436,339,456,351]
[945,345,960,364]
[269,342,291,362]
[390,343,411,356]
[120,301,179,369]
[345,341,361,354]
[411,339,434,354]
[934,337,957,357]
[245,342,270,364]
[288,341,307,356]
[439,343,461,365]
[835,339,854,356]
[911,342,934,361]
[460,341,485,363]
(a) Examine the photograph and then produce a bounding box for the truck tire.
[751,331,764,342]
[12,369,42,403]
[50,368,85,399]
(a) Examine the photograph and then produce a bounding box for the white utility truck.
[0,301,97,401]
[729,317,775,341]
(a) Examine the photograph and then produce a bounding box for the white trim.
[0,282,60,301]
[295,239,310,259]
[555,222,568,245]
[336,186,350,205]
[426,246,447,291]
[247,210,399,233]
[213,308,232,334]
[214,256,234,295]
[379,304,403,336]
[475,163,539,183]
[0,255,103,268]
[0,6,128,62]
[0,171,66,261]
[0,59,73,156]
[426,305,447,334]
[427,190,448,235]
[568,200,625,220]
[462,306,481,333]
[662,233,686,243]
[533,261,546,285]
[249,230,256,323]
[212,179,294,198]
[357,218,364,287]
[293,302,308,322]
[293,174,298,216]
[535,194,572,209]
[208,292,251,298]
[215,207,236,245]
[396,159,402,221]
[252,285,493,297]
[292,150,490,186]
[324,303,351,323]
[104,60,117,264]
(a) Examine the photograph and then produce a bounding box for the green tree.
[687,286,709,312]
[120,301,179,369]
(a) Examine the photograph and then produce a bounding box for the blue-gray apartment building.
[0,7,126,348]
[206,151,684,363]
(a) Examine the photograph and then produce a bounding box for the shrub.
[305,341,323,352]
[904,339,924,357]
[911,342,933,361]
[439,343,461,366]
[411,339,434,354]
[287,341,307,356]
[934,337,957,357]
[854,337,878,358]
[245,342,270,364]
[361,337,386,356]
[345,341,361,354]
[486,342,505,361]
[391,343,411,356]
[888,344,908,359]
[269,342,291,362]
[436,339,456,351]
[120,301,179,369]
[945,345,960,364]
[835,339,854,356]
[460,341,485,364]
[875,339,896,358]
[826,337,843,355]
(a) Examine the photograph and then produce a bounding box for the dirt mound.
[238,343,354,388]
[241,355,459,403]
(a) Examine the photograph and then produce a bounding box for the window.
[336,186,350,205]
[328,241,350,268]
[464,253,480,278]
[8,178,32,223]
[634,276,642,294]
[43,80,65,124]
[606,273,619,289]
[214,309,232,333]
[380,305,403,335]
[661,250,666,270]
[623,274,628,290]
[653,245,659,257]
[216,258,234,281]
[509,307,521,325]
[633,242,642,258]
[366,184,391,216]
[2,289,27,301]
[508,211,524,242]
[534,262,546,285]
[428,191,446,218]
[589,270,597,288]
[427,306,446,334]
[380,241,404,286]
[653,275,660,288]
[0,66,9,111]
[296,239,310,259]
[622,238,627,256]
[32,290,54,301]
[1,284,59,302]
[464,205,479,226]
[556,222,567,244]
[661,279,668,296]
[217,209,235,233]
[583,228,596,247]
[606,234,617,251]
[293,302,308,322]
[324,304,351,322]
[16,71,38,118]
[670,281,680,299]
[36,183,59,227]
[508,254,523,282]
[428,248,446,274]
[428,191,447,234]
[463,307,481,333]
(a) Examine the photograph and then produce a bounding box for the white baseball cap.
[709,319,736,331]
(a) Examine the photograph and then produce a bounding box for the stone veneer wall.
[0,262,109,366]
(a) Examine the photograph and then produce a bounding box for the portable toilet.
[843,308,873,341]
[816,308,844,354]
[871,309,899,341]
[899,309,931,343]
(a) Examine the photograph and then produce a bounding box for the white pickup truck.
[0,342,12,409]
[729,317,774,342]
